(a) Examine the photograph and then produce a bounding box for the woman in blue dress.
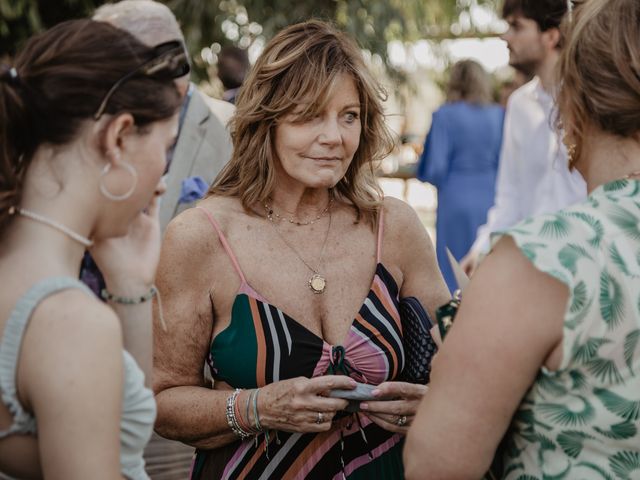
[417,60,504,291]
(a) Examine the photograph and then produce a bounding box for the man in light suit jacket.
[91,1,234,478]
[159,85,234,230]
[93,0,234,232]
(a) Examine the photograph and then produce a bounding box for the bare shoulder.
[21,290,123,405]
[32,289,121,340]
[162,197,238,263]
[164,205,218,253]
[380,197,449,307]
[381,196,431,249]
[382,196,421,223]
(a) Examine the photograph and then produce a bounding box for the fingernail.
[360,403,369,410]
[372,389,381,397]
[349,379,357,387]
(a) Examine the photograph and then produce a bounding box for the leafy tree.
[2,0,501,68]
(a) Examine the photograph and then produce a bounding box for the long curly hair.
[208,20,395,223]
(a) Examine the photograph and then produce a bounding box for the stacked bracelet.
[226,389,257,440]
[101,285,158,304]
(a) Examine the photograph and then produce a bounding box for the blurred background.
[0,0,518,240]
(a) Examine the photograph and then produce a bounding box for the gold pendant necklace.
[265,204,332,294]
[308,273,327,294]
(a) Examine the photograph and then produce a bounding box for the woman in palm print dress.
[405,0,640,478]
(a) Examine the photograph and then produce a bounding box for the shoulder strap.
[0,277,93,438]
[195,207,247,284]
[376,205,385,264]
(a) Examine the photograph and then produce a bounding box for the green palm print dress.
[493,179,640,480]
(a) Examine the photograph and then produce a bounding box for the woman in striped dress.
[152,20,451,479]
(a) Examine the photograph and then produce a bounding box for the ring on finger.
[396,415,407,427]
[315,412,325,424]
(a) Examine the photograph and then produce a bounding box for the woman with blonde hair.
[153,20,450,479]
[405,0,640,478]
[417,59,504,292]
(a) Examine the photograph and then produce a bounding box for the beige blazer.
[159,87,234,231]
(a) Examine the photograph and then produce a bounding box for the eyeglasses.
[94,40,191,120]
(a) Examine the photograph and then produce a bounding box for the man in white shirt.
[461,0,586,275]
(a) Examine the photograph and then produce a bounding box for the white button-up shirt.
[470,77,587,254]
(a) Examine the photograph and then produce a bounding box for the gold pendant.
[309,274,326,294]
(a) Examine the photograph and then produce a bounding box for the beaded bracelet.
[225,389,254,440]
[101,285,157,305]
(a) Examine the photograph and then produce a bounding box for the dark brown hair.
[0,18,181,233]
[558,0,640,165]
[209,20,394,223]
[502,0,568,31]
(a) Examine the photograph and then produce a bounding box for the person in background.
[217,45,250,105]
[93,0,234,231]
[417,59,504,292]
[0,18,182,479]
[405,0,640,477]
[91,1,236,478]
[460,0,586,275]
[153,20,450,479]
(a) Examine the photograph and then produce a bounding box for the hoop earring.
[99,161,138,201]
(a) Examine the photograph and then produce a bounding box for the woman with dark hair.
[417,59,504,292]
[0,18,184,479]
[153,20,450,479]
[406,0,640,478]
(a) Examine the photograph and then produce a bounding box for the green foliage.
[1,0,501,77]
[0,0,99,55]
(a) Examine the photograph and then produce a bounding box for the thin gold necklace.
[264,197,333,226]
[266,208,332,294]
[622,170,640,179]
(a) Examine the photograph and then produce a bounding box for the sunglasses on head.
[94,40,191,120]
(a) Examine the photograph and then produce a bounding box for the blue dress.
[417,101,504,292]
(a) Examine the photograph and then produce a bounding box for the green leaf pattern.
[498,181,640,479]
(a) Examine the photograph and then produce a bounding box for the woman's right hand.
[257,376,356,433]
[91,187,164,295]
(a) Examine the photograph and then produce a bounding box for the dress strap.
[0,276,92,439]
[195,207,247,284]
[376,205,385,264]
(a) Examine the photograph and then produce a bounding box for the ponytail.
[0,64,30,233]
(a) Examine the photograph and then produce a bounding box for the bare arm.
[403,236,566,479]
[152,209,233,449]
[20,293,126,479]
[153,209,354,449]
[91,195,164,385]
[385,198,451,317]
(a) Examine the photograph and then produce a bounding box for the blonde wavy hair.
[208,20,395,223]
[558,0,640,166]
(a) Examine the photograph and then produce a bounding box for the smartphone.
[328,382,377,401]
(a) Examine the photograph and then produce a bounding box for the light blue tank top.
[0,277,156,479]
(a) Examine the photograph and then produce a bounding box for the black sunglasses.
[94,40,191,120]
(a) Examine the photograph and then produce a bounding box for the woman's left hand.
[359,381,427,434]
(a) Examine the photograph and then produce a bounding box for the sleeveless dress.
[495,179,640,479]
[191,208,405,480]
[0,277,156,480]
